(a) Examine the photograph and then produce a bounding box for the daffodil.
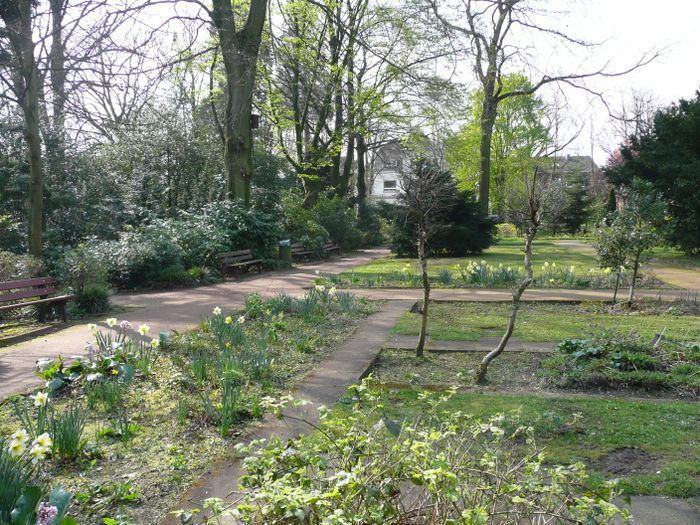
[111,369,119,376]
[29,444,47,462]
[87,323,97,333]
[329,287,337,296]
[225,316,233,325]
[106,318,117,327]
[315,284,325,292]
[237,316,245,324]
[32,391,49,407]
[34,433,52,449]
[544,261,549,267]
[138,324,150,336]
[150,339,160,349]
[212,306,222,315]
[570,266,575,273]
[11,429,29,443]
[8,439,26,457]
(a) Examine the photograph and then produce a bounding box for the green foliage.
[50,403,87,462]
[391,189,495,257]
[446,74,553,215]
[542,331,700,395]
[0,251,44,281]
[314,195,361,250]
[280,191,329,254]
[605,90,700,253]
[223,382,629,524]
[75,285,110,314]
[53,243,110,295]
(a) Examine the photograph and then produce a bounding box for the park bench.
[324,240,341,256]
[291,240,341,260]
[218,249,263,274]
[0,277,74,322]
[291,242,314,260]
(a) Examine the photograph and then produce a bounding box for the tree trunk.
[627,254,640,306]
[211,0,267,207]
[613,271,620,304]
[416,231,430,357]
[356,133,367,208]
[475,228,535,384]
[1,0,44,256]
[478,93,497,216]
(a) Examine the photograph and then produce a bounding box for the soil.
[591,447,659,476]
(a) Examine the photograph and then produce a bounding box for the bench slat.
[0,287,59,304]
[218,249,253,258]
[0,277,54,292]
[227,259,262,267]
[0,294,74,312]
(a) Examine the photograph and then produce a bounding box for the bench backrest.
[0,277,58,304]
[324,240,338,248]
[219,249,254,264]
[291,243,307,253]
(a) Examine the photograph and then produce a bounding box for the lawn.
[350,238,599,275]
[379,388,700,498]
[392,301,700,342]
[325,238,664,289]
[649,246,700,270]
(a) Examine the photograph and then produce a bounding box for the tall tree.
[0,0,44,256]
[426,0,656,215]
[210,0,267,206]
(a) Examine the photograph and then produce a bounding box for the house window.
[383,180,397,192]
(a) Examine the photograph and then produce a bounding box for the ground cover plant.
[189,381,630,524]
[0,289,374,524]
[392,301,700,342]
[318,238,665,289]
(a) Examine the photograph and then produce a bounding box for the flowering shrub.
[182,381,630,524]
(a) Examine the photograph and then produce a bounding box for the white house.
[369,142,404,203]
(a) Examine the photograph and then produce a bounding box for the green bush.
[0,250,43,281]
[314,195,361,250]
[281,191,329,255]
[53,243,110,294]
[218,381,629,525]
[357,203,387,247]
[390,189,495,257]
[75,284,110,314]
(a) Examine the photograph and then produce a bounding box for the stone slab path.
[160,300,414,525]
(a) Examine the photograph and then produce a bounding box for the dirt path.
[555,239,700,291]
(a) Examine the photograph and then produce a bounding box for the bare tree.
[425,0,657,216]
[398,159,456,357]
[474,160,560,383]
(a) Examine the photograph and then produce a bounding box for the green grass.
[649,246,700,270]
[381,388,700,498]
[392,301,700,342]
[349,238,599,277]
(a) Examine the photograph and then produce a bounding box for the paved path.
[0,249,389,399]
[160,300,414,525]
[555,239,700,291]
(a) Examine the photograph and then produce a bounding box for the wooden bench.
[324,240,341,256]
[291,241,341,260]
[291,243,314,260]
[0,277,74,322]
[218,249,262,274]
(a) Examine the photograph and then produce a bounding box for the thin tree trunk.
[416,231,429,357]
[627,255,640,306]
[356,133,367,209]
[475,228,535,384]
[613,272,620,304]
[478,93,497,216]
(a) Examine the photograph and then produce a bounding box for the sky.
[536,0,700,164]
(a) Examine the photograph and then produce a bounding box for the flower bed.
[0,289,374,524]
